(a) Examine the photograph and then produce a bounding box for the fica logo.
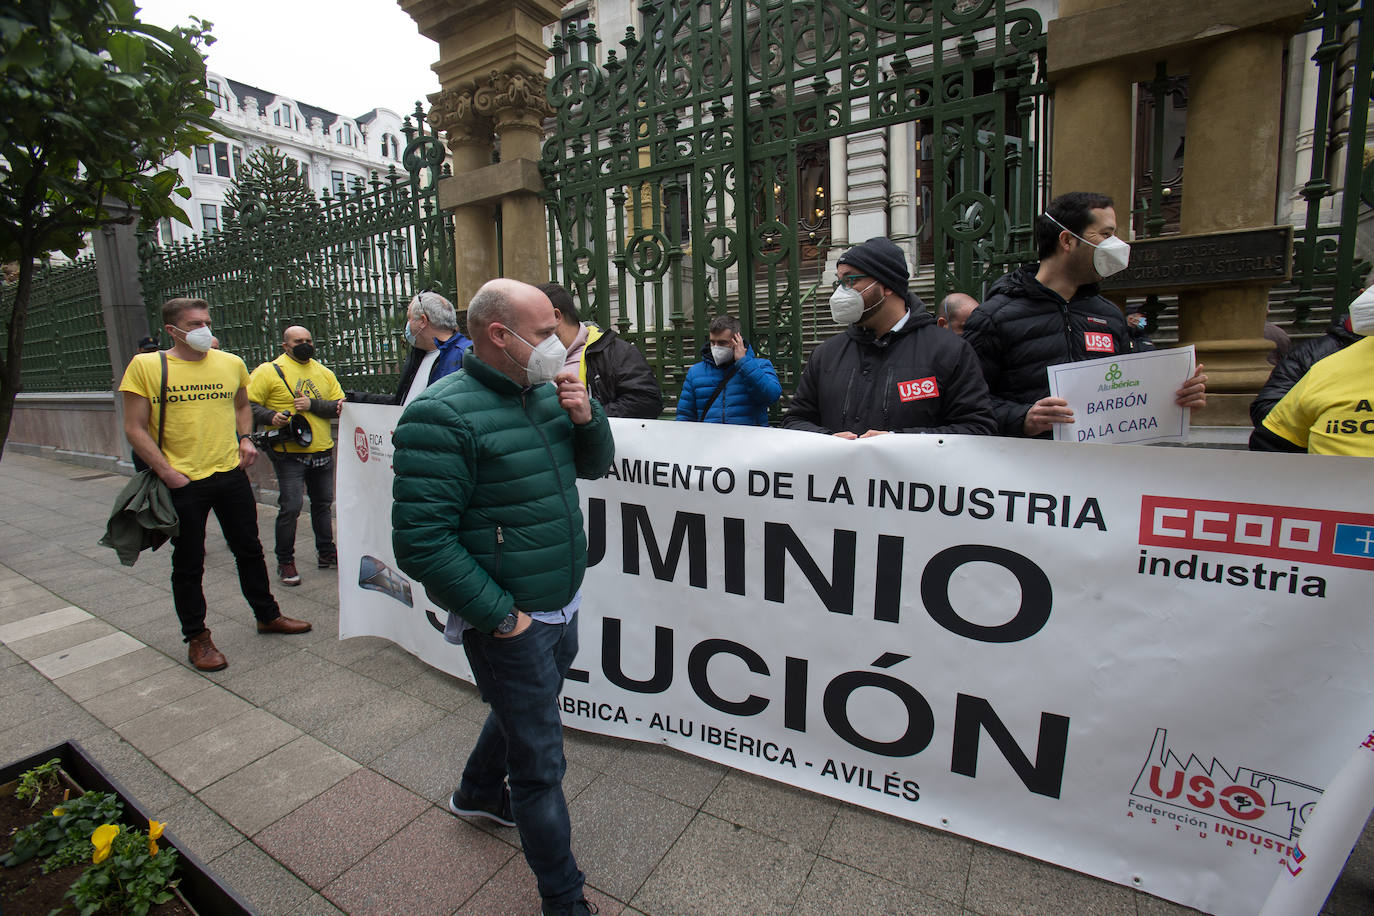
[353,426,388,463]
[1129,728,1320,842]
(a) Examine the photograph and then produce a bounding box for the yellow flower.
[91,824,119,864]
[148,820,165,855]
[52,806,66,817]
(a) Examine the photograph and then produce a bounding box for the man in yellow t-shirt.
[247,326,344,586]
[1252,335,1374,456]
[119,298,312,672]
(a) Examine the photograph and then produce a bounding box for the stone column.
[401,0,563,290]
[429,86,496,305]
[1047,63,1136,211]
[1048,0,1136,210]
[888,121,915,268]
[485,70,554,284]
[92,201,149,465]
[828,135,850,250]
[1176,31,1288,424]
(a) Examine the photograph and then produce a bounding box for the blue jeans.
[461,615,584,907]
[269,450,335,563]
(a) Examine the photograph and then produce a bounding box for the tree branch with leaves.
[0,0,219,457]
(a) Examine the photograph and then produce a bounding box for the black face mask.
[291,343,315,361]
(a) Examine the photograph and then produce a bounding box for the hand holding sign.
[1046,346,1196,445]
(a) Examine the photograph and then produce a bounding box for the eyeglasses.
[832,274,870,291]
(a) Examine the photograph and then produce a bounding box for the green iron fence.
[1289,0,1373,325]
[138,105,454,394]
[542,0,1050,400]
[1,255,110,393]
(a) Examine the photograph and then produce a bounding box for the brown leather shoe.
[256,615,312,635]
[188,630,227,671]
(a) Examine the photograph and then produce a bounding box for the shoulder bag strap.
[158,352,168,451]
[271,362,296,396]
[700,363,739,419]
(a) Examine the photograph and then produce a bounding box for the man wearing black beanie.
[782,237,995,438]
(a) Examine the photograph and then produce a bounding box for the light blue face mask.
[403,319,416,347]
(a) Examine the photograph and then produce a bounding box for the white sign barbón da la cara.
[337,404,1374,916]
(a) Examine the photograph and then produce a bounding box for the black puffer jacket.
[581,326,665,419]
[782,308,995,436]
[963,265,1130,437]
[1249,323,1360,427]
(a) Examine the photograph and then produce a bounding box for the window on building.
[194,145,212,174]
[281,104,292,127]
[159,218,174,245]
[561,6,590,42]
[274,109,281,126]
[231,145,243,177]
[337,123,353,146]
[331,170,345,196]
[213,142,231,178]
[294,159,310,189]
[206,79,222,108]
[201,203,219,234]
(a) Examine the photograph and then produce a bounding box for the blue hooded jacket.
[675,341,781,426]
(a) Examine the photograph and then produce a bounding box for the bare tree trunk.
[0,257,35,461]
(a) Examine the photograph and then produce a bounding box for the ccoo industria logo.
[1129,728,1321,843]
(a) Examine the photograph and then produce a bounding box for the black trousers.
[167,467,280,640]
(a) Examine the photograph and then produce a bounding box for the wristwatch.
[493,612,520,635]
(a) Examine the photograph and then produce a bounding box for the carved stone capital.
[430,85,487,138]
[472,67,552,120]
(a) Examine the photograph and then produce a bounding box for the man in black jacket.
[1249,269,1371,427]
[782,237,995,438]
[963,191,1207,438]
[540,282,664,419]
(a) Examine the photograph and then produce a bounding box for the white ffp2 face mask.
[1045,213,1131,279]
[173,325,215,352]
[506,328,567,385]
[1348,286,1374,336]
[710,345,734,365]
[829,280,881,325]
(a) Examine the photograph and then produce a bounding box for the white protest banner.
[337,405,1374,916]
[1047,345,1195,444]
[336,403,472,680]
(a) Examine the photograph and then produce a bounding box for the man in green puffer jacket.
[391,278,614,916]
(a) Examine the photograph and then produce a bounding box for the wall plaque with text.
[1101,226,1292,293]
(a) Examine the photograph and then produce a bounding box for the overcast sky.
[135,0,441,117]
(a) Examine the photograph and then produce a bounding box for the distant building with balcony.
[156,71,413,244]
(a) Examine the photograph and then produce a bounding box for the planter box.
[0,741,257,916]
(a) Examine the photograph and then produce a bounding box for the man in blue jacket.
[675,315,781,425]
[345,291,470,406]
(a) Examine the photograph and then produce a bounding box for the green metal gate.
[542,0,1049,398]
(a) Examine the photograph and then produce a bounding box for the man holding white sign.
[390,278,615,916]
[964,191,1207,438]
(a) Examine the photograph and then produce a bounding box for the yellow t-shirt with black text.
[246,354,344,453]
[1263,336,1374,456]
[119,350,249,480]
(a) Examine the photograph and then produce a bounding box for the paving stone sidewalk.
[0,450,1369,915]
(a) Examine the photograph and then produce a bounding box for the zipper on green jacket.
[523,389,579,597]
[494,525,503,579]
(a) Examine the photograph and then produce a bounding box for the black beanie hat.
[837,237,909,296]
